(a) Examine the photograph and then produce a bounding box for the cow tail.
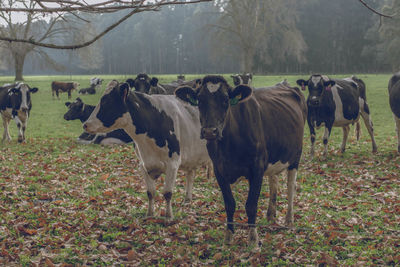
[355,121,361,141]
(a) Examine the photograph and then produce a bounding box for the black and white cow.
[64,98,133,145]
[83,81,211,220]
[296,74,377,160]
[0,82,38,143]
[231,73,253,86]
[126,73,198,95]
[388,72,400,153]
[90,77,103,89]
[78,84,96,95]
[175,76,307,246]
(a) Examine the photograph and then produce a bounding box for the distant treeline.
[1,0,396,76]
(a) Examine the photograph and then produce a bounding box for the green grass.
[0,74,399,266]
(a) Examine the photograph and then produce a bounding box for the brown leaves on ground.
[0,138,399,265]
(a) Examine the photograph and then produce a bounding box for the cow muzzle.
[309,96,320,107]
[201,127,219,140]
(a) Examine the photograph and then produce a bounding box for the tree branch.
[358,0,393,18]
[0,0,212,49]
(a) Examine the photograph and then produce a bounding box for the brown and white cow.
[0,82,39,143]
[51,81,79,99]
[175,76,307,246]
[388,72,400,153]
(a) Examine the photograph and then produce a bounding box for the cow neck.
[80,104,95,122]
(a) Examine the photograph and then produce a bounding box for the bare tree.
[0,0,212,49]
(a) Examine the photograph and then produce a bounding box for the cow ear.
[126,79,135,88]
[323,80,336,87]
[119,83,130,102]
[175,86,198,106]
[30,87,38,93]
[296,79,308,91]
[76,97,82,102]
[65,102,71,107]
[229,85,252,106]
[194,79,202,89]
[150,77,159,87]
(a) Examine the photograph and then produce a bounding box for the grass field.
[0,74,399,266]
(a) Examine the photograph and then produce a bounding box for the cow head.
[127,73,152,94]
[8,82,38,113]
[64,97,85,121]
[231,73,253,86]
[83,80,131,134]
[73,82,80,90]
[175,75,252,140]
[296,75,335,107]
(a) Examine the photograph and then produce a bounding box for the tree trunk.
[14,53,26,81]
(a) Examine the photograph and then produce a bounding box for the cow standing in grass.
[296,74,377,160]
[388,72,400,153]
[52,81,79,99]
[175,76,307,246]
[0,82,38,143]
[83,81,211,220]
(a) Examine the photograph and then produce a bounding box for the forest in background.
[0,0,398,76]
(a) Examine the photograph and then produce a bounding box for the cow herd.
[1,72,400,247]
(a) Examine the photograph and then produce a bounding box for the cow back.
[389,73,400,117]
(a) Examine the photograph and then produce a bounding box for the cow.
[51,81,79,99]
[296,74,378,160]
[231,73,253,86]
[83,80,211,220]
[64,98,133,145]
[0,82,39,143]
[126,73,198,95]
[388,72,400,153]
[78,84,96,95]
[90,77,103,89]
[175,75,307,246]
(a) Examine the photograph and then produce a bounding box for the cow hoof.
[224,229,233,245]
[248,228,259,247]
[373,146,378,153]
[284,218,294,228]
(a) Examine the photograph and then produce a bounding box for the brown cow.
[51,81,79,99]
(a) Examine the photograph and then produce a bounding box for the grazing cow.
[52,81,79,99]
[388,72,400,153]
[296,74,377,160]
[231,73,253,86]
[64,98,132,145]
[78,84,96,95]
[175,76,307,246]
[83,81,211,220]
[0,82,39,143]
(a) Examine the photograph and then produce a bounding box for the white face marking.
[206,82,220,93]
[19,84,29,110]
[311,76,321,87]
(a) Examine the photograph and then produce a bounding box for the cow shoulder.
[130,93,180,157]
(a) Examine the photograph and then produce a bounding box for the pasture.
[0,74,399,266]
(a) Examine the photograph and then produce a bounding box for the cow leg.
[56,90,60,100]
[14,114,27,143]
[141,164,156,218]
[360,108,378,153]
[308,123,316,159]
[285,169,297,227]
[206,161,213,179]
[266,175,278,222]
[215,173,236,244]
[68,90,72,99]
[322,127,331,160]
[355,121,361,141]
[163,165,178,220]
[340,125,350,153]
[184,169,195,202]
[395,115,400,153]
[2,114,11,143]
[246,174,263,246]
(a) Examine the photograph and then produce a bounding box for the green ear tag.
[229,94,241,106]
[189,96,198,106]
